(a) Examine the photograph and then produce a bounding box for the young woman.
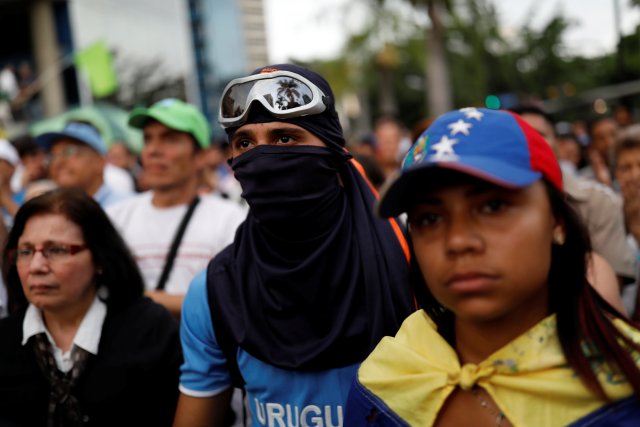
[0,188,182,427]
[345,108,640,426]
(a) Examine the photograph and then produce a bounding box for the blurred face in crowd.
[49,139,105,195]
[197,147,226,195]
[407,171,558,328]
[17,213,97,315]
[590,118,618,160]
[107,142,136,171]
[614,105,634,127]
[229,121,326,158]
[519,113,556,148]
[374,119,404,172]
[21,150,48,183]
[556,136,582,169]
[141,120,202,192]
[616,146,640,196]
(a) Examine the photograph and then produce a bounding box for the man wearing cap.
[36,121,131,208]
[173,65,414,427]
[106,98,246,318]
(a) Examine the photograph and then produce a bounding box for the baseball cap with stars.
[377,107,563,218]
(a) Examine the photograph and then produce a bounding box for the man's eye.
[277,136,294,144]
[235,140,252,149]
[409,212,441,228]
[479,199,506,214]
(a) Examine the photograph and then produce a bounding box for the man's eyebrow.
[269,127,306,137]
[230,129,253,141]
[231,127,307,142]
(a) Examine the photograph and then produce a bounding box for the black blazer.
[0,297,182,427]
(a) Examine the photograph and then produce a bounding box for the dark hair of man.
[411,180,640,400]
[2,188,145,316]
[10,134,42,158]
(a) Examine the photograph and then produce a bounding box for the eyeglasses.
[218,70,328,129]
[12,243,88,265]
[49,145,91,162]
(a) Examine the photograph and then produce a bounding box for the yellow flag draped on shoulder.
[357,311,639,427]
[74,41,118,98]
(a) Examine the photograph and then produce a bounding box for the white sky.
[264,0,640,63]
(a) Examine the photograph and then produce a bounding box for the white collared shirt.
[22,294,107,372]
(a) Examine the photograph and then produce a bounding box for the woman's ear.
[552,220,566,246]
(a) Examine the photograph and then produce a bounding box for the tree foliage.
[303,0,640,137]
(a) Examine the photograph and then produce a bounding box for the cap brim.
[35,132,72,151]
[377,157,542,218]
[35,131,105,154]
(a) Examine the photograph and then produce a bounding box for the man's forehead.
[142,119,191,137]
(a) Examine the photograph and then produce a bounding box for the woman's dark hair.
[414,181,640,400]
[2,188,144,316]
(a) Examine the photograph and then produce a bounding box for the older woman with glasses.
[0,188,182,427]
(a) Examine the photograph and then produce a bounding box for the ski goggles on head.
[218,70,328,128]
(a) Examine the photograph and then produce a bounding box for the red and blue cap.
[377,107,563,218]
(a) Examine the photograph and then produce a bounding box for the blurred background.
[0,0,639,147]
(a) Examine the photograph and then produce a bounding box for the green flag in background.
[74,41,118,98]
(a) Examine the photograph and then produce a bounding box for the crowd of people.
[0,62,639,426]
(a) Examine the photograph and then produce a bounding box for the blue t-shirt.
[180,270,358,427]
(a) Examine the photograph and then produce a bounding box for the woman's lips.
[29,284,57,293]
[446,272,498,293]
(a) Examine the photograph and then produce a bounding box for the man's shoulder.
[197,194,248,217]
[105,191,152,215]
[564,173,621,206]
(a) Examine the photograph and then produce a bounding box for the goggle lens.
[221,76,317,119]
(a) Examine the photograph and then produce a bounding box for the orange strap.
[349,157,411,264]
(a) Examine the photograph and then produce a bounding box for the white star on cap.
[463,109,484,121]
[431,135,458,159]
[448,119,472,136]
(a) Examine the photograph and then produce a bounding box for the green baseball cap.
[128,98,211,149]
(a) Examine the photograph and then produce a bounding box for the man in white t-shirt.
[107,99,246,318]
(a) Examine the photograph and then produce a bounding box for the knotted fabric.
[356,311,639,427]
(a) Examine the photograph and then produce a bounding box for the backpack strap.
[156,196,200,291]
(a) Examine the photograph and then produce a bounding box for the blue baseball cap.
[36,121,107,155]
[377,107,563,218]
